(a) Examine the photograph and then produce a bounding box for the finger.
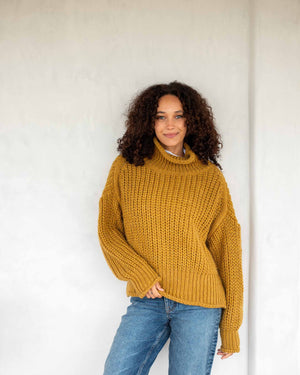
[149,288,159,299]
[147,289,156,298]
[153,289,162,298]
[217,351,228,358]
[222,353,233,359]
[151,287,162,298]
[155,282,164,291]
[147,289,154,299]
[151,289,158,298]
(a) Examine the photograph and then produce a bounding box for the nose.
[166,118,175,128]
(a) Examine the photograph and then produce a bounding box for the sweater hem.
[126,290,227,309]
[126,271,228,308]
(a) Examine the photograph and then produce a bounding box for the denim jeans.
[103,296,223,375]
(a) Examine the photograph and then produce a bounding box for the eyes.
[155,115,184,120]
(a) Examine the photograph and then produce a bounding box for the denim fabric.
[103,296,222,375]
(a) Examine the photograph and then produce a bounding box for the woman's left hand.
[216,348,233,359]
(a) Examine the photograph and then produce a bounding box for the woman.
[98,81,244,375]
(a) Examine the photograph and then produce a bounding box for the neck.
[163,142,185,157]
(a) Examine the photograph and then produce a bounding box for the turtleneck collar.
[144,135,208,175]
[153,135,195,164]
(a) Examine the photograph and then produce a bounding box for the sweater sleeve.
[98,156,162,298]
[206,176,244,353]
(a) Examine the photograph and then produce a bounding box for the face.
[154,94,187,155]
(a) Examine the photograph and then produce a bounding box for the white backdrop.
[0,1,299,374]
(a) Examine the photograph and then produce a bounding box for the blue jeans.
[103,296,222,375]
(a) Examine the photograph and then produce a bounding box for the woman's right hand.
[146,282,164,298]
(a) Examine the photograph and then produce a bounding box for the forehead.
[157,94,183,110]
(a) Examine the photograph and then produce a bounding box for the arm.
[98,156,161,297]
[206,177,244,353]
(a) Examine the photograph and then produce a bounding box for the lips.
[164,133,178,138]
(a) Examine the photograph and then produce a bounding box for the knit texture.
[98,135,244,353]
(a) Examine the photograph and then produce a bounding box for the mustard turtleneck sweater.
[98,135,244,353]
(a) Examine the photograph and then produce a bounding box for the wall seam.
[248,0,256,374]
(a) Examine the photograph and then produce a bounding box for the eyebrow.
[156,110,183,113]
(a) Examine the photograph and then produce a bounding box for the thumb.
[156,282,164,291]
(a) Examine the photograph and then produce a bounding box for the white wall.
[0,1,298,374]
[249,1,300,374]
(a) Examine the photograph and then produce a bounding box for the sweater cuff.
[220,328,240,353]
[139,276,161,298]
[129,265,162,298]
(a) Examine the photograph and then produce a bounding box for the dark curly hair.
[117,80,224,170]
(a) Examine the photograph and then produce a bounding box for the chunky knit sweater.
[98,135,244,353]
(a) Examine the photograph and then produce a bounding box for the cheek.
[180,120,187,129]
[154,121,163,131]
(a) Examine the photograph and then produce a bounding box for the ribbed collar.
[144,135,208,175]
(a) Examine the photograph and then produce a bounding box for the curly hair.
[117,80,224,170]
